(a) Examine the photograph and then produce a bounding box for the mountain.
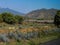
[26,8,58,20]
[0,8,24,15]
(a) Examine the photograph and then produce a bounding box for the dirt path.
[40,39,60,45]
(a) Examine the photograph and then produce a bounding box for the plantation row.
[0,28,60,42]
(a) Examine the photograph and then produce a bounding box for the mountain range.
[0,8,24,15]
[0,8,59,20]
[26,8,58,20]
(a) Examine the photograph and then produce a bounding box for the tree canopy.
[15,15,24,24]
[54,10,60,27]
[0,12,24,24]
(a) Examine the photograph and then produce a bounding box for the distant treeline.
[0,12,24,24]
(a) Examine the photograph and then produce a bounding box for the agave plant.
[0,34,9,42]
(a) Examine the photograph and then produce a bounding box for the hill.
[26,8,58,20]
[0,8,24,15]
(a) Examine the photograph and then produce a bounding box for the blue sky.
[0,0,60,13]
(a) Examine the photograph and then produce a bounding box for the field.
[0,22,60,45]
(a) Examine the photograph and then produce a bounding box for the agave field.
[0,23,60,45]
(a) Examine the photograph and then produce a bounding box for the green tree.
[0,14,3,23]
[2,12,16,24]
[15,15,24,24]
[54,10,60,27]
[1,12,24,24]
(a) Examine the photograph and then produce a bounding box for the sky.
[0,0,60,13]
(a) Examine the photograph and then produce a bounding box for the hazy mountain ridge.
[0,8,24,15]
[26,8,58,20]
